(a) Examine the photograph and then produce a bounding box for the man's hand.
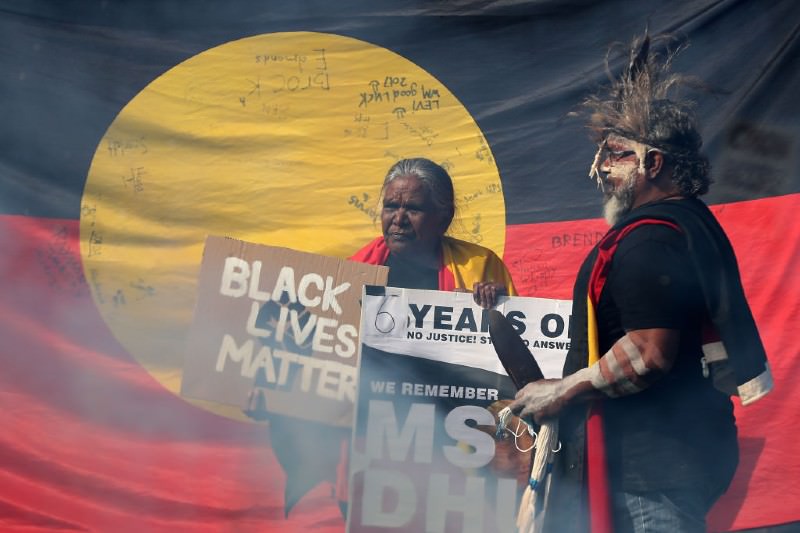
[508,378,570,424]
[472,281,506,309]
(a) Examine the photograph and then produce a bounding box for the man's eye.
[609,150,635,160]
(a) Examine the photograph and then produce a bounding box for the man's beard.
[602,167,638,226]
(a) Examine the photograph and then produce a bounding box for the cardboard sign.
[347,286,571,533]
[180,236,388,427]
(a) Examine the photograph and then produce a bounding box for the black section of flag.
[2,1,799,221]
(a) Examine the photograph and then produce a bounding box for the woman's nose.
[393,207,409,225]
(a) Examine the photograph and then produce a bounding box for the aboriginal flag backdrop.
[1,1,799,532]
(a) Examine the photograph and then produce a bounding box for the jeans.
[612,488,714,533]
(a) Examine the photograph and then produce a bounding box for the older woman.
[351,157,516,307]
[330,157,519,510]
[248,159,518,517]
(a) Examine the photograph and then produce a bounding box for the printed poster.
[347,286,572,533]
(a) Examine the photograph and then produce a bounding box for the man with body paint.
[509,33,772,533]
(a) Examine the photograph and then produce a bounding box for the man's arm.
[509,327,679,423]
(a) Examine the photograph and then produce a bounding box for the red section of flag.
[504,218,609,300]
[504,194,800,531]
[2,192,798,532]
[0,215,344,533]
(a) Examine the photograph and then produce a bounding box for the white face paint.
[598,135,647,225]
[602,164,638,225]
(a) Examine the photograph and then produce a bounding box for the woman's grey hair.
[382,158,456,228]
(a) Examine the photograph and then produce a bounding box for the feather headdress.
[583,30,712,196]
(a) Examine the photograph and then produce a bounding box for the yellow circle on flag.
[80,32,506,418]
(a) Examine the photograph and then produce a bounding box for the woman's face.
[381,174,450,258]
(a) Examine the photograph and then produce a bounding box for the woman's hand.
[472,282,506,309]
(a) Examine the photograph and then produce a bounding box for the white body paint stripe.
[619,335,648,375]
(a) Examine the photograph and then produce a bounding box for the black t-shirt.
[566,224,738,493]
[385,252,439,290]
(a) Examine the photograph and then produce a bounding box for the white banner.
[359,285,572,378]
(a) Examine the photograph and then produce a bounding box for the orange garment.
[349,235,517,295]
